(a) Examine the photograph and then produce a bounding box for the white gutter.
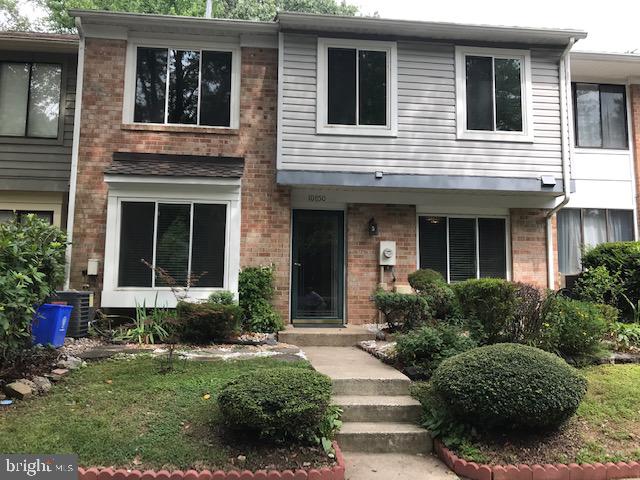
[546,37,576,289]
[64,18,86,290]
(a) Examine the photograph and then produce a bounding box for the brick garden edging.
[435,440,640,480]
[77,442,345,480]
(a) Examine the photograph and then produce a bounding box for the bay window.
[0,62,62,138]
[558,208,634,275]
[419,215,508,282]
[573,83,628,149]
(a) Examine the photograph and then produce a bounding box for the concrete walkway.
[345,452,457,480]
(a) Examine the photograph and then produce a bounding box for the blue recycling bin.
[32,304,73,348]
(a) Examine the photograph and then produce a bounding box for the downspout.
[545,37,575,289]
[64,18,85,290]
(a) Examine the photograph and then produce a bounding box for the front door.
[291,209,344,325]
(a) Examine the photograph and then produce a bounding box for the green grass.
[0,355,313,470]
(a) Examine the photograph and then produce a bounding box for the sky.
[17,0,640,53]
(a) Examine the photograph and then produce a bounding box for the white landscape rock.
[31,376,53,395]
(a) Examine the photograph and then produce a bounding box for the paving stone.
[5,381,33,399]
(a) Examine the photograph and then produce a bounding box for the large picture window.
[317,38,396,136]
[133,47,233,127]
[0,62,62,138]
[418,215,507,282]
[573,83,628,149]
[558,208,634,275]
[455,47,532,142]
[118,201,227,288]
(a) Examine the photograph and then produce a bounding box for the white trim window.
[455,46,533,142]
[123,42,241,129]
[316,38,397,136]
[418,215,509,282]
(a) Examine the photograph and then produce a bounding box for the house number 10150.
[308,194,326,202]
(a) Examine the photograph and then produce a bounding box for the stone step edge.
[333,395,421,406]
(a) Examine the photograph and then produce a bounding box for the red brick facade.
[70,39,291,318]
[346,204,417,324]
[630,85,640,232]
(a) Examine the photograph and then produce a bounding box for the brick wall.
[510,208,557,289]
[630,85,640,233]
[346,204,417,325]
[71,38,291,318]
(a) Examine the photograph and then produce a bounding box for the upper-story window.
[0,62,62,138]
[127,44,240,129]
[455,47,533,142]
[317,38,397,136]
[573,83,627,149]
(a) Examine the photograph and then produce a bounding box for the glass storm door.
[291,210,344,324]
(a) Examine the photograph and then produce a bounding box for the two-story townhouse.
[68,10,588,326]
[556,52,640,286]
[0,32,78,228]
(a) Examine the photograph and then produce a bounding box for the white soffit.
[571,51,640,82]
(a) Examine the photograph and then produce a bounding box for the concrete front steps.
[278,325,376,347]
[302,345,432,454]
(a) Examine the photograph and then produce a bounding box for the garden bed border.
[77,442,345,480]
[435,440,640,480]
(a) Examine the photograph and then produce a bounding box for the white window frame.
[102,178,241,308]
[316,37,398,137]
[455,46,534,143]
[122,39,241,129]
[416,213,512,283]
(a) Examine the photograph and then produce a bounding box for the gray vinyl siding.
[0,51,77,192]
[279,34,563,179]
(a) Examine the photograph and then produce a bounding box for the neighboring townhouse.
[67,10,588,325]
[558,52,640,286]
[0,32,78,228]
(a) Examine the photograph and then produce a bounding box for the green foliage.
[539,295,608,357]
[40,0,359,32]
[114,296,175,344]
[373,291,431,331]
[238,266,283,333]
[218,366,333,444]
[0,0,34,30]
[432,343,587,430]
[314,404,343,456]
[395,324,476,379]
[208,290,236,305]
[176,300,242,342]
[0,215,67,359]
[609,322,640,351]
[581,242,640,320]
[573,266,620,305]
[408,269,457,320]
[410,382,468,446]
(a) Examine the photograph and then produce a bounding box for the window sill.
[574,147,630,155]
[316,124,397,137]
[121,123,240,135]
[456,129,534,143]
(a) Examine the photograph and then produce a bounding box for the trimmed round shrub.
[218,366,332,443]
[395,323,476,379]
[373,291,431,331]
[408,269,457,320]
[176,301,242,342]
[432,343,587,430]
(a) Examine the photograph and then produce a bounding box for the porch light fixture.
[368,218,379,236]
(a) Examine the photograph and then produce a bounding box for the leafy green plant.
[609,322,640,351]
[432,343,587,431]
[176,300,242,342]
[208,291,236,305]
[0,215,66,359]
[408,269,457,320]
[114,296,174,344]
[620,293,640,323]
[218,366,332,444]
[373,291,431,331]
[573,265,620,305]
[314,405,343,456]
[395,323,476,379]
[238,266,283,333]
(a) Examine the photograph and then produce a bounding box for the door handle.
[294,262,302,267]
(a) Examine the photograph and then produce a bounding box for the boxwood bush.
[176,300,242,342]
[408,269,457,320]
[218,366,332,443]
[432,343,587,430]
[373,291,431,331]
[395,323,476,379]
[238,266,284,333]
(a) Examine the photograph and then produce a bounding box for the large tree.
[0,0,34,30]
[40,0,358,32]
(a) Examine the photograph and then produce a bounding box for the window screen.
[327,48,356,125]
[448,218,477,282]
[574,83,627,149]
[118,202,155,287]
[155,203,191,286]
[465,56,493,131]
[191,204,226,287]
[200,51,232,127]
[418,216,448,280]
[494,58,522,132]
[478,218,507,278]
[358,50,387,126]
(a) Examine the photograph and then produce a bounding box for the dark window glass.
[600,85,627,148]
[449,218,477,282]
[465,56,493,131]
[418,216,448,280]
[494,58,522,131]
[134,48,168,123]
[575,83,602,148]
[118,202,155,287]
[327,48,356,125]
[191,204,226,287]
[168,50,199,125]
[155,203,191,286]
[200,51,232,127]
[358,50,387,126]
[478,218,506,278]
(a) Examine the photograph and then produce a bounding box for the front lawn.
[449,364,640,465]
[0,355,333,471]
